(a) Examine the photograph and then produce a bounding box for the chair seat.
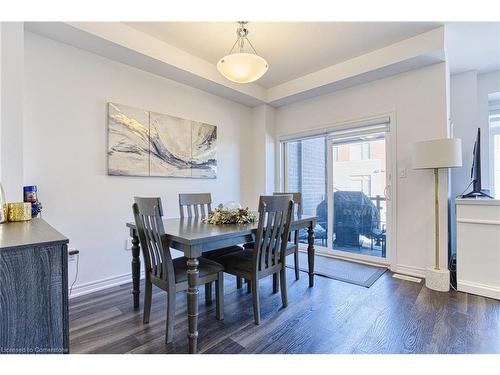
[218,249,255,274]
[172,257,224,283]
[243,241,297,254]
[202,245,244,260]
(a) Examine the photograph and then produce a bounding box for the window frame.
[489,107,500,198]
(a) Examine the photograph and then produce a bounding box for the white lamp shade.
[412,138,463,169]
[217,53,268,83]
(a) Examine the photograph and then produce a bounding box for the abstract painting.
[107,103,217,178]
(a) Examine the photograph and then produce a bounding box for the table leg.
[131,233,141,309]
[187,257,200,353]
[307,222,315,287]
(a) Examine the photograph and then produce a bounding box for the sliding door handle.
[384,185,391,201]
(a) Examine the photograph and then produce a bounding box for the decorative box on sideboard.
[0,218,69,353]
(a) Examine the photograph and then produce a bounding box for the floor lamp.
[412,138,462,292]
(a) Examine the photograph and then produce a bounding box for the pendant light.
[217,21,269,84]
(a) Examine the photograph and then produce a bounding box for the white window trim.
[489,107,500,198]
[279,115,390,143]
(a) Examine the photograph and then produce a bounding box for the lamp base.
[425,267,450,292]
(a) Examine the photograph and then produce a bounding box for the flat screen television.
[461,127,493,198]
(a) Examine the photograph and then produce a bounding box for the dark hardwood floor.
[69,270,500,354]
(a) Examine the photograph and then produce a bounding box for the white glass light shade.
[412,138,463,169]
[217,53,268,83]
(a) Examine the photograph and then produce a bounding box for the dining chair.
[242,192,302,292]
[133,196,224,344]
[273,192,302,281]
[179,192,243,299]
[218,195,294,325]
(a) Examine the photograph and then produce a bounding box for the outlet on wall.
[125,238,133,251]
[68,249,79,262]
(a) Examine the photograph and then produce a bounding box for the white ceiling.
[125,22,441,88]
[446,22,500,75]
[28,21,497,107]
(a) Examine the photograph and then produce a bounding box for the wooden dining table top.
[126,214,317,245]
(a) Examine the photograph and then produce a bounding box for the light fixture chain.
[226,21,258,55]
[227,37,240,55]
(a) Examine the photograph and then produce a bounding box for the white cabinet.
[456,199,500,300]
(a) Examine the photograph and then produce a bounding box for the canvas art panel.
[149,112,192,177]
[191,122,217,178]
[107,103,217,178]
[107,103,150,177]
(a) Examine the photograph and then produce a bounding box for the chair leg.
[166,290,176,344]
[215,272,224,320]
[143,279,152,324]
[294,250,300,280]
[280,267,288,308]
[272,273,278,294]
[236,276,242,289]
[205,282,212,304]
[251,278,260,325]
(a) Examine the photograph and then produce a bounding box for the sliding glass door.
[283,136,328,246]
[328,131,389,260]
[281,119,392,263]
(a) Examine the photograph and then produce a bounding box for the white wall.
[449,71,479,256]
[450,71,479,199]
[0,23,24,201]
[274,63,450,277]
[478,70,500,193]
[23,32,252,294]
[240,104,276,209]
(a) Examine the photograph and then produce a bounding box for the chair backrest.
[133,197,174,285]
[179,193,212,218]
[253,195,294,274]
[273,192,302,217]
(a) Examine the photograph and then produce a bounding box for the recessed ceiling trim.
[25,21,268,107]
[24,22,446,108]
[268,27,445,104]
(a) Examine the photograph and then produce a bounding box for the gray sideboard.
[0,218,69,354]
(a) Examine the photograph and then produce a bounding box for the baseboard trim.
[69,271,144,299]
[390,264,426,278]
[457,280,500,300]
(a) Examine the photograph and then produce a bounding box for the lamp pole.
[434,168,440,270]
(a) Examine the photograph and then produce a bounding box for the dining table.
[126,214,317,353]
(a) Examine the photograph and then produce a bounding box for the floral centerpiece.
[203,203,256,225]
